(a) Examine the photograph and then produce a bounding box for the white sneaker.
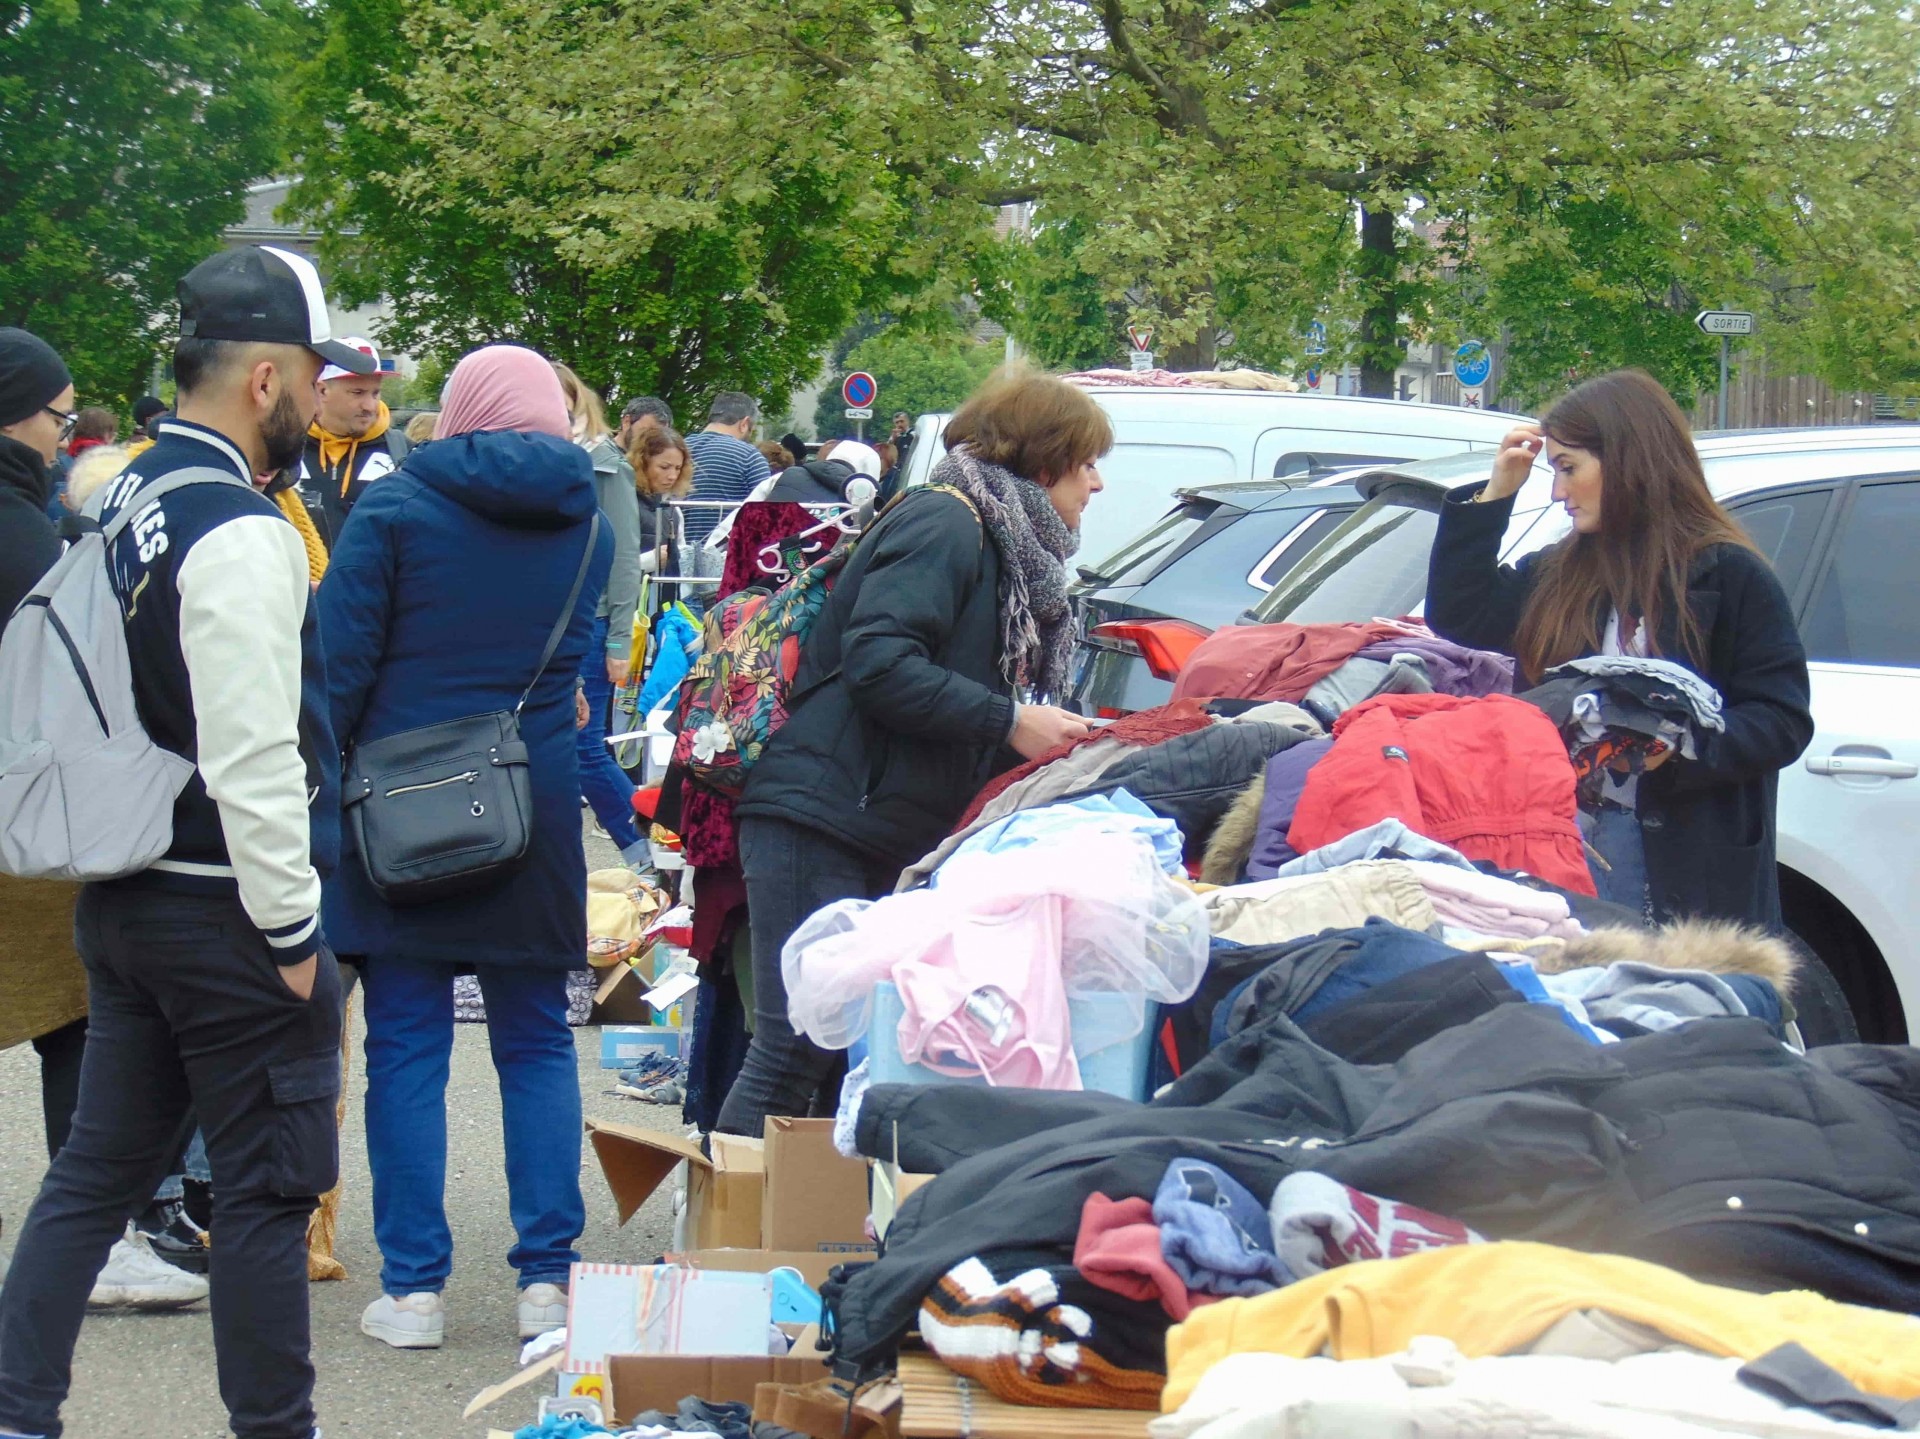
[88,1226,209,1310]
[517,1282,568,1338]
[360,1291,444,1349]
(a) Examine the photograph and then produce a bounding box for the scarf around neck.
[930,444,1078,700]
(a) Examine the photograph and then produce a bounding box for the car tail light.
[1095,706,1128,720]
[1089,619,1213,682]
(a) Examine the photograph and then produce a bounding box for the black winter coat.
[736,488,1018,866]
[1426,484,1814,927]
[0,436,61,620]
[828,1003,1920,1372]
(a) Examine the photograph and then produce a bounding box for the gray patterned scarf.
[932,445,1078,700]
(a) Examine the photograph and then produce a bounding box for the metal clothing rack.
[648,496,865,587]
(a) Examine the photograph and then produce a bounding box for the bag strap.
[97,466,249,542]
[516,512,601,716]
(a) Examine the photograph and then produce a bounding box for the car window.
[1802,479,1920,667]
[1251,503,1440,625]
[1079,497,1220,587]
[1249,510,1349,588]
[1728,489,1831,597]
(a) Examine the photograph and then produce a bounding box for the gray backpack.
[0,470,228,880]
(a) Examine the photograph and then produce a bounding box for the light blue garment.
[1541,961,1749,1034]
[1493,958,1614,1045]
[633,604,701,719]
[939,789,1185,878]
[1274,817,1478,879]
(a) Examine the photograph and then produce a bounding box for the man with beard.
[0,246,371,1439]
[294,335,406,549]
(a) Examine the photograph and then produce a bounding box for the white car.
[899,385,1520,567]
[1245,428,1920,1045]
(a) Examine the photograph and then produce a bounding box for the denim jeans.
[1587,803,1653,923]
[153,1128,212,1203]
[714,818,898,1137]
[578,615,641,851]
[361,958,583,1294]
[0,885,342,1439]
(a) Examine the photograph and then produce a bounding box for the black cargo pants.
[0,884,342,1439]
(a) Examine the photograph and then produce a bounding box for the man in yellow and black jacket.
[293,334,409,548]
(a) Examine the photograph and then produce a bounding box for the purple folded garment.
[1246,739,1333,881]
[1356,633,1513,697]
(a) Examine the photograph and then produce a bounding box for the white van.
[901,384,1522,565]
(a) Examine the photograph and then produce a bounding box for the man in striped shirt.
[682,391,771,548]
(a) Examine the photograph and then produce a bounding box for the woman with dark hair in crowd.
[715,367,1111,1137]
[1427,368,1813,928]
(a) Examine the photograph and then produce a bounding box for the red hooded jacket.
[1287,692,1594,895]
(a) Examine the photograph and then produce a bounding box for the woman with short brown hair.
[1427,368,1813,926]
[716,366,1110,1135]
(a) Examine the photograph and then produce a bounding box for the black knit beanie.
[0,327,73,429]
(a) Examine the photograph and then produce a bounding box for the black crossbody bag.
[342,514,599,906]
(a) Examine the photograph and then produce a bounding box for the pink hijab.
[435,345,570,440]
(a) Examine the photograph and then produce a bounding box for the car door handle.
[1805,755,1919,779]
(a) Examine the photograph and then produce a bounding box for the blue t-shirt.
[683,430,770,544]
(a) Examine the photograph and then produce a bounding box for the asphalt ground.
[0,823,688,1438]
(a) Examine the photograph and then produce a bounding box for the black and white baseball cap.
[177,245,379,375]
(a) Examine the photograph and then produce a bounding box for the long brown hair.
[629,426,694,498]
[1513,369,1756,679]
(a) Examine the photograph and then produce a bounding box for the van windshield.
[1248,499,1440,625]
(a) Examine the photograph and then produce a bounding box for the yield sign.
[1126,325,1154,353]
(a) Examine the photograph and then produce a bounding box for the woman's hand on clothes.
[1010,703,1092,760]
[607,655,632,687]
[576,690,591,729]
[1482,423,1545,502]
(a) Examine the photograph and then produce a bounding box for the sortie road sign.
[842,372,877,409]
[1695,310,1755,336]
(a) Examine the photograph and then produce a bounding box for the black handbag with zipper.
[342,514,600,906]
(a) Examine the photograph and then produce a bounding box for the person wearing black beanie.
[0,326,73,620]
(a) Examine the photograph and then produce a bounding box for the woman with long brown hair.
[1427,368,1812,927]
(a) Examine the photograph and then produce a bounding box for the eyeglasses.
[43,405,78,441]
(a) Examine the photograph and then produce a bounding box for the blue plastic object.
[865,981,1155,1100]
[770,1267,823,1324]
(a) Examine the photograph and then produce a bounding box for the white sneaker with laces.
[517,1282,568,1338]
[360,1291,445,1349]
[87,1226,209,1310]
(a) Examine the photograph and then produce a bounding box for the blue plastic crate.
[864,981,1154,1100]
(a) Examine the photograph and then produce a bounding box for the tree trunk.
[1356,202,1399,398]
[1167,326,1218,370]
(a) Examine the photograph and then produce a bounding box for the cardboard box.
[589,1120,764,1250]
[761,1117,872,1252]
[565,1263,774,1374]
[592,962,657,1026]
[600,1023,682,1068]
[607,1354,824,1426]
[674,1247,873,1292]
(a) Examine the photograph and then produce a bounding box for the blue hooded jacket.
[318,430,613,967]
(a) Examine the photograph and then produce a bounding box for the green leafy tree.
[813,324,998,436]
[0,0,303,408]
[977,220,1130,373]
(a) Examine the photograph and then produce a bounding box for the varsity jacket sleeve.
[1425,482,1539,657]
[840,491,1016,746]
[174,514,322,955]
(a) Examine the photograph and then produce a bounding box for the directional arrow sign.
[1696,310,1755,336]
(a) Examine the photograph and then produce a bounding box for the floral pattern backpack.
[668,534,857,797]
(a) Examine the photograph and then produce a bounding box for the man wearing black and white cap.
[293,334,408,549]
[0,246,374,1439]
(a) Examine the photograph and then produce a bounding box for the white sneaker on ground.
[360,1291,445,1349]
[517,1282,568,1338]
[87,1226,209,1310]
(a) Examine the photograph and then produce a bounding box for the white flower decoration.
[691,720,735,764]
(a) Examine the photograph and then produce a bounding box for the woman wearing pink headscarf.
[318,345,613,1351]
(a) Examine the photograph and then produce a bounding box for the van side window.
[1801,480,1920,667]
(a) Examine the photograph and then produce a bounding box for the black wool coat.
[0,436,61,620]
[736,488,1019,868]
[1426,483,1814,928]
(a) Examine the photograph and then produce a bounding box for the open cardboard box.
[588,1116,875,1255]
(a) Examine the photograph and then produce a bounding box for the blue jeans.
[1587,803,1653,922]
[578,615,641,850]
[361,959,583,1294]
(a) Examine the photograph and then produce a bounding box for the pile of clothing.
[776,621,1919,1432]
[1522,655,1726,805]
